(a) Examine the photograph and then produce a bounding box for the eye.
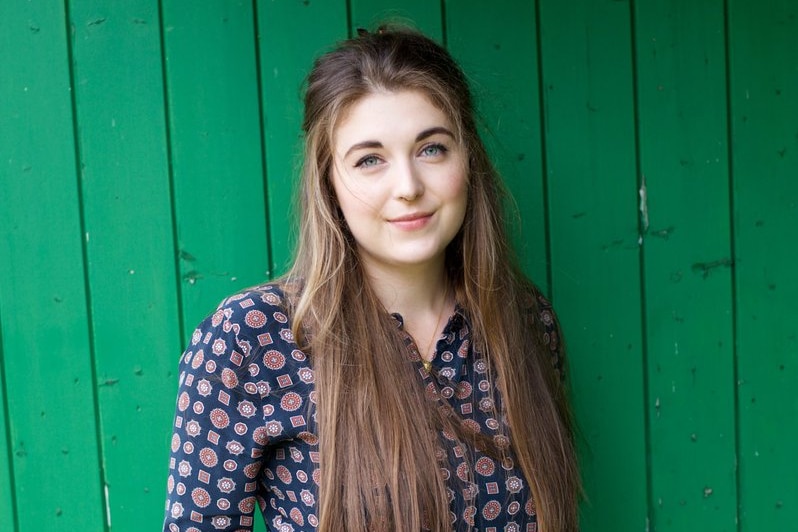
[354,154,382,168]
[419,143,448,158]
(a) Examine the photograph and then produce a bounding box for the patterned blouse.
[163,283,563,531]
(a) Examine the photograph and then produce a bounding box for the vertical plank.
[634,1,737,529]
[162,0,270,336]
[729,0,798,529]
[257,2,349,275]
[66,1,182,530]
[162,4,273,531]
[538,0,648,530]
[350,0,443,41]
[0,2,106,531]
[0,323,17,529]
[446,0,549,292]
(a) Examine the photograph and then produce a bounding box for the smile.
[388,212,434,230]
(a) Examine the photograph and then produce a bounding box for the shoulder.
[180,281,304,387]
[177,280,314,425]
[530,287,562,353]
[520,284,566,381]
[190,281,296,350]
[213,281,291,326]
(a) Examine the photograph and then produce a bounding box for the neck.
[360,256,450,318]
[359,254,454,365]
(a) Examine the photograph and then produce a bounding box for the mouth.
[389,212,433,223]
[388,211,434,230]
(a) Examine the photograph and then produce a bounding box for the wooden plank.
[445,0,549,292]
[728,1,798,529]
[162,4,273,531]
[538,0,648,530]
[0,324,17,529]
[162,0,270,337]
[66,1,182,530]
[634,1,737,529]
[0,2,106,530]
[350,0,443,41]
[257,2,349,275]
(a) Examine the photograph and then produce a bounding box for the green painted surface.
[729,0,798,529]
[162,0,270,336]
[447,0,550,292]
[257,2,348,276]
[66,1,181,529]
[1,2,796,531]
[539,0,648,530]
[350,0,443,41]
[635,1,737,529]
[0,8,19,525]
[0,318,16,532]
[0,2,106,530]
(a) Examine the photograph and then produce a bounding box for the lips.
[388,211,434,230]
[390,212,432,222]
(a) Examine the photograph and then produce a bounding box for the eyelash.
[353,143,449,169]
[421,143,448,157]
[354,155,381,168]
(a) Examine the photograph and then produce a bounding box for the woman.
[164,27,579,532]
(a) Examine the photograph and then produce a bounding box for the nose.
[394,160,424,202]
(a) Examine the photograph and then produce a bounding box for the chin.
[389,249,448,267]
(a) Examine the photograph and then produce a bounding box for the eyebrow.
[342,126,456,159]
[416,126,455,142]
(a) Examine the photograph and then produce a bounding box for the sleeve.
[163,294,273,532]
[529,288,567,385]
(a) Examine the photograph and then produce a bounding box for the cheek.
[333,165,391,213]
[446,170,469,210]
[331,176,381,228]
[453,178,471,231]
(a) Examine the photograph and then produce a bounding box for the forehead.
[333,90,453,148]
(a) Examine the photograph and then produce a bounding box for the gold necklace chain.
[421,289,449,372]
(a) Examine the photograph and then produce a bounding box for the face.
[330,90,468,276]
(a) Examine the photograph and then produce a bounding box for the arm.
[163,292,276,531]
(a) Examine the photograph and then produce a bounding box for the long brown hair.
[286,26,579,531]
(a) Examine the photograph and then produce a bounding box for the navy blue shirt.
[163,283,563,531]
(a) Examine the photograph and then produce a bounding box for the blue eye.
[421,143,448,157]
[354,155,381,168]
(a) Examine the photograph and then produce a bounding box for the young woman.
[164,27,579,532]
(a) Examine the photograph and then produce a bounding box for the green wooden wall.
[1,1,796,531]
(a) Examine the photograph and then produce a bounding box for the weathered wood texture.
[635,1,737,530]
[1,1,795,530]
[728,0,798,529]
